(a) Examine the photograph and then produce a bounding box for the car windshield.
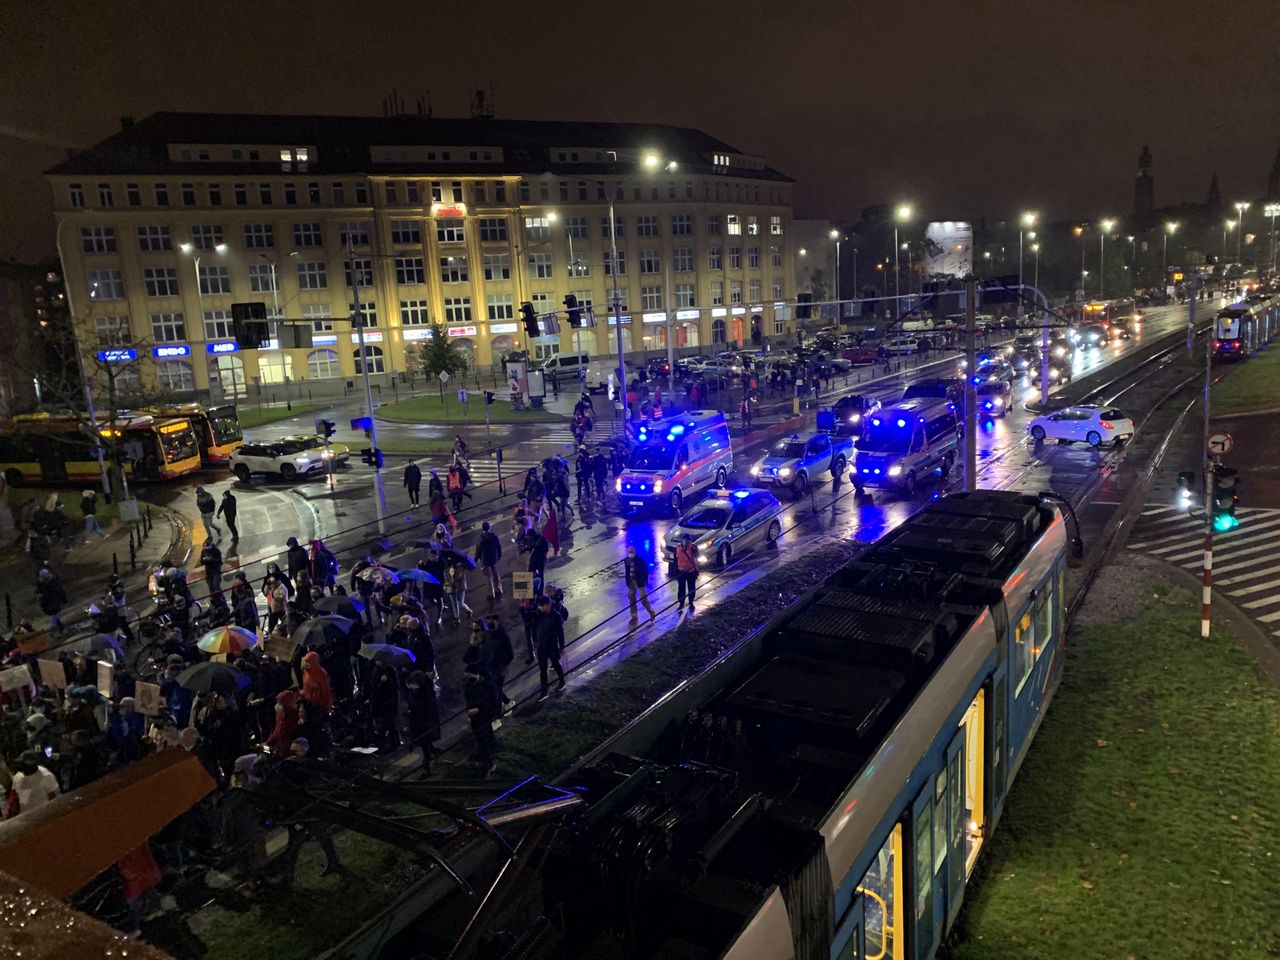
[680,506,730,530]
[272,441,307,455]
[977,383,1007,396]
[769,440,807,458]
[208,407,242,444]
[857,421,912,453]
[628,445,675,470]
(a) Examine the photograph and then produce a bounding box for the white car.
[230,437,342,481]
[881,336,922,355]
[1027,405,1134,447]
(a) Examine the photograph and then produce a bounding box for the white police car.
[662,489,783,568]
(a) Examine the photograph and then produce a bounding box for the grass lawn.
[948,582,1280,959]
[1211,343,1280,415]
[376,438,459,456]
[4,486,135,522]
[376,394,566,424]
[237,403,327,429]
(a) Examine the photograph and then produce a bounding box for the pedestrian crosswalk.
[1129,504,1280,637]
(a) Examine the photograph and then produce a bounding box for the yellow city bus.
[139,402,243,465]
[0,413,202,485]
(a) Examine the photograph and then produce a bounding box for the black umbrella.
[314,594,364,619]
[439,549,476,570]
[290,615,355,648]
[176,661,249,695]
[357,642,416,668]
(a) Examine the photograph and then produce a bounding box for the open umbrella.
[357,642,416,668]
[290,615,354,648]
[176,661,249,695]
[86,632,126,663]
[396,568,440,585]
[314,594,364,619]
[197,625,260,656]
[356,564,400,587]
[438,549,477,570]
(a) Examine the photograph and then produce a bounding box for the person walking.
[195,486,221,540]
[427,469,444,503]
[301,650,333,715]
[217,489,239,541]
[532,595,566,702]
[623,545,657,622]
[739,396,753,432]
[525,528,549,586]
[473,520,503,599]
[591,450,609,504]
[575,446,592,502]
[479,616,515,712]
[403,461,422,508]
[35,567,67,635]
[80,489,106,542]
[463,660,500,776]
[263,576,288,636]
[200,538,223,593]
[404,670,440,771]
[449,562,473,622]
[286,536,309,583]
[674,535,700,612]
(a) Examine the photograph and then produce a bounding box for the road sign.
[457,388,468,404]
[1208,433,1233,455]
[438,370,451,384]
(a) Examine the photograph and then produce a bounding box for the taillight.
[1214,340,1222,348]
[1101,422,1114,430]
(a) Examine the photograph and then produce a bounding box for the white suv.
[230,438,336,481]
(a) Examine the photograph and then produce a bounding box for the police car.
[749,431,852,497]
[663,489,784,568]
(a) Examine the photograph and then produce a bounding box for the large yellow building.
[46,112,797,402]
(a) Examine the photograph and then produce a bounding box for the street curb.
[1209,405,1280,420]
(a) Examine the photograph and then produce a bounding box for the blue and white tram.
[545,490,1071,960]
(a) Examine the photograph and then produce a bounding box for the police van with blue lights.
[615,410,733,514]
[662,488,784,568]
[853,397,961,497]
[749,430,852,497]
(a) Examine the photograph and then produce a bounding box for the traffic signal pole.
[1200,297,1214,639]
[348,237,387,534]
[964,276,978,491]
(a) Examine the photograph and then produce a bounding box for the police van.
[852,397,960,498]
[615,410,733,514]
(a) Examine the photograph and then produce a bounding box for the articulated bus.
[0,413,202,485]
[138,402,243,465]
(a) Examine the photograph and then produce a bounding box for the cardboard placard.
[16,631,52,656]
[37,659,68,691]
[511,571,535,600]
[97,661,114,699]
[0,664,33,693]
[135,681,163,716]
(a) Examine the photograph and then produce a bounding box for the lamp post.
[1018,212,1036,320]
[1099,218,1115,297]
[1126,235,1136,289]
[1031,241,1041,295]
[830,228,841,303]
[893,204,911,318]
[851,247,858,304]
[180,241,232,399]
[1163,221,1179,277]
[1265,203,1280,273]
[1223,219,1236,257]
[1234,201,1250,264]
[1074,224,1086,296]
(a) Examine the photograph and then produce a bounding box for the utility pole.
[1201,300,1214,639]
[348,236,387,533]
[964,276,978,492]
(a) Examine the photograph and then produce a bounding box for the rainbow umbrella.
[196,625,260,655]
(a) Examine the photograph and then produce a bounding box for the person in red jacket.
[301,651,333,715]
[265,689,299,754]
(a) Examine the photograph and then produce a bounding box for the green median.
[1211,343,1280,416]
[237,403,327,430]
[375,394,567,424]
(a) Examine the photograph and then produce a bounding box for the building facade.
[46,113,796,402]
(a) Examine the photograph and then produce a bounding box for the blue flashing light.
[972,375,983,385]
[873,468,882,475]
[871,418,881,426]
[983,401,994,409]
[732,489,750,499]
[918,416,926,423]
[669,424,686,435]
[896,418,907,427]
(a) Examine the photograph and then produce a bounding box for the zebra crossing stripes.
[1128,504,1280,638]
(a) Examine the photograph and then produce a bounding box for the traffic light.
[361,447,384,468]
[520,301,540,338]
[484,390,495,406]
[231,302,270,349]
[1175,470,1195,509]
[1211,465,1239,531]
[315,419,336,439]
[564,293,582,328]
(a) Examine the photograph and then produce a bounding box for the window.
[1016,588,1055,694]
[395,256,426,285]
[98,183,114,207]
[748,247,760,268]
[673,247,694,272]
[749,278,762,301]
[296,260,327,289]
[710,281,724,305]
[528,252,553,279]
[245,263,275,293]
[639,249,660,274]
[125,183,142,206]
[153,183,170,207]
[708,246,722,270]
[706,214,721,235]
[144,267,179,297]
[400,299,430,325]
[531,292,552,315]
[345,258,374,287]
[771,245,782,268]
[258,183,273,205]
[95,315,130,345]
[671,213,693,235]
[641,286,663,310]
[308,349,341,379]
[486,294,514,321]
[493,181,506,203]
[437,218,465,243]
[88,269,125,300]
[636,215,658,237]
[69,183,85,208]
[354,182,368,204]
[729,246,742,269]
[308,182,322,204]
[566,216,588,239]
[451,180,464,202]
[730,279,743,303]
[676,283,695,308]
[156,360,194,392]
[199,265,231,295]
[303,303,333,332]
[78,226,116,254]
[391,219,422,245]
[770,215,783,236]
[181,183,197,207]
[350,301,377,328]
[439,257,468,283]
[483,253,510,280]
[747,215,759,236]
[773,310,784,335]
[478,217,507,242]
[444,297,472,323]
[524,217,550,242]
[332,182,346,205]
[204,309,233,340]
[667,181,677,200]
[137,226,172,252]
[772,277,784,300]
[604,250,626,275]
[294,222,323,247]
[712,318,726,343]
[353,345,385,375]
[189,224,222,251]
[233,184,247,206]
[150,312,185,341]
[429,181,443,203]
[727,214,741,235]
[600,215,624,238]
[244,223,274,248]
[339,221,370,246]
[384,182,397,205]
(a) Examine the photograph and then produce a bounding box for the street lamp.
[179,241,233,398]
[1031,241,1041,293]
[1234,201,1250,263]
[830,228,841,302]
[1074,224,1087,295]
[893,204,912,317]
[1223,219,1236,257]
[1265,203,1280,272]
[1163,221,1179,276]
[1018,212,1037,318]
[1099,218,1115,297]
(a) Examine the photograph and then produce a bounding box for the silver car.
[662,489,784,568]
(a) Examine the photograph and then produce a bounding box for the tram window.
[858,824,901,960]
[1013,609,1034,694]
[933,771,948,873]
[1035,590,1053,653]
[913,805,934,955]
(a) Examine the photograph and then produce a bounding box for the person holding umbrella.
[369,662,400,751]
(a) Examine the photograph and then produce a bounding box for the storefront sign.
[642,311,667,324]
[606,314,633,325]
[430,202,468,219]
[676,309,701,321]
[313,334,338,345]
[349,331,385,344]
[207,341,239,354]
[96,348,137,363]
[403,328,434,341]
[447,325,478,337]
[750,303,764,314]
[731,306,747,315]
[711,308,727,318]
[488,322,518,334]
[152,344,191,359]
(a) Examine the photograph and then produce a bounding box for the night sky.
[3,0,1277,261]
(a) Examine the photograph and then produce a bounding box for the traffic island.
[947,555,1280,959]
[375,394,568,424]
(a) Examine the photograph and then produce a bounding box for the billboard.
[924,221,973,278]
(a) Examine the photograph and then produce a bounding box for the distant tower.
[1206,172,1222,213]
[1133,146,1154,220]
[1268,143,1280,200]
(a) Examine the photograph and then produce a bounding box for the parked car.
[1027,405,1134,446]
[750,431,853,497]
[902,378,964,404]
[843,346,880,366]
[230,437,344,482]
[881,336,923,355]
[662,488,783,568]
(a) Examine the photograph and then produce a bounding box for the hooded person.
[265,689,300,754]
[301,651,333,715]
[286,536,309,581]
